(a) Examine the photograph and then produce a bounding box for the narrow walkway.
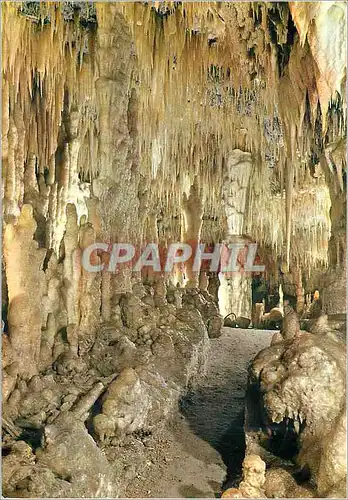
[126,328,274,498]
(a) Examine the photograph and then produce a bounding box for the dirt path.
[126,327,274,498]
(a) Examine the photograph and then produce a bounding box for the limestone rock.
[2,441,36,496]
[33,412,116,498]
[247,332,346,497]
[222,454,266,498]
[4,205,46,378]
[264,468,315,498]
[93,367,178,443]
[88,326,137,377]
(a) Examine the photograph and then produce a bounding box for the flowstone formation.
[245,311,347,498]
[1,1,347,499]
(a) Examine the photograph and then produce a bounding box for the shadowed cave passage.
[180,385,246,488]
[124,328,274,498]
[179,328,274,489]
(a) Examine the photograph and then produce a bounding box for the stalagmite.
[293,265,305,314]
[62,204,81,326]
[181,177,204,287]
[78,220,102,351]
[3,205,46,378]
[219,150,253,318]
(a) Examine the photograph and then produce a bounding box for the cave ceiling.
[2,1,347,271]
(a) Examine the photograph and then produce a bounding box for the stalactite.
[1,0,345,325]
[285,158,294,270]
[1,3,347,499]
[2,2,97,221]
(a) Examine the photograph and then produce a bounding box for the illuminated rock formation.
[219,150,253,319]
[3,205,46,379]
[246,327,346,497]
[222,454,266,498]
[1,2,346,498]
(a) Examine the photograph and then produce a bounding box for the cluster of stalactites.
[2,2,346,261]
[113,1,277,229]
[245,164,332,274]
[2,3,97,251]
[115,1,345,247]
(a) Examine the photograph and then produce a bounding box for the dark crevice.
[16,426,45,451]
[53,472,73,483]
[267,4,297,77]
[2,446,12,457]
[246,380,300,463]
[84,390,106,441]
[19,2,97,28]
[179,382,246,489]
[264,419,301,460]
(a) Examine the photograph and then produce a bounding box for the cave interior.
[1,1,347,499]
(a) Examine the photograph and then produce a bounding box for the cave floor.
[125,327,274,498]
